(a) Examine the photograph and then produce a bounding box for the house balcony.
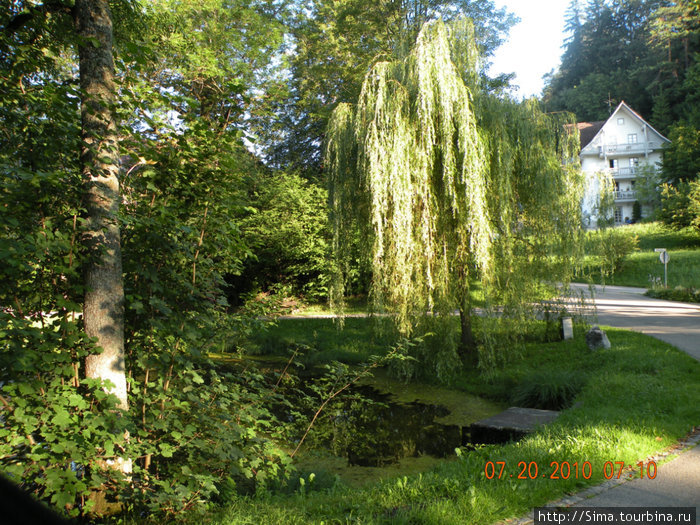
[598,142,661,157]
[613,166,637,178]
[600,166,638,180]
[614,190,637,202]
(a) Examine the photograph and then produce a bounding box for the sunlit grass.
[581,249,700,288]
[579,222,700,289]
[622,222,700,251]
[243,316,398,367]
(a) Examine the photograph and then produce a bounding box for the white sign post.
[655,248,669,287]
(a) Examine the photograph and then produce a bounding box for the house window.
[609,159,618,169]
[629,157,639,167]
[614,208,623,224]
[617,118,625,125]
[628,133,638,144]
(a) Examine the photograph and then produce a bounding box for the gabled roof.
[575,121,605,149]
[579,101,670,150]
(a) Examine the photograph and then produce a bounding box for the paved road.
[569,283,700,361]
[559,284,700,516]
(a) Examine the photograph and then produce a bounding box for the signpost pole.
[655,248,669,287]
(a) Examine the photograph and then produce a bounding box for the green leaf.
[159,443,175,458]
[52,409,71,427]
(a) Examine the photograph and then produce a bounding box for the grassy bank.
[579,222,700,290]
[196,319,700,525]
[591,249,700,288]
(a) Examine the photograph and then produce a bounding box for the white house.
[578,101,670,228]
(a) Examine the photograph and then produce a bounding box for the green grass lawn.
[196,318,700,525]
[244,316,397,367]
[588,249,700,288]
[626,222,700,251]
[579,222,700,291]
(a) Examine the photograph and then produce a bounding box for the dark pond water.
[285,384,466,467]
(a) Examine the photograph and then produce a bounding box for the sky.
[488,0,569,99]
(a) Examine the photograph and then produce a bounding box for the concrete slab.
[470,407,560,444]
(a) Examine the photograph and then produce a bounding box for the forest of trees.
[0,0,698,521]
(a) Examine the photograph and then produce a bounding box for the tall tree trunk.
[75,0,130,512]
[76,0,128,411]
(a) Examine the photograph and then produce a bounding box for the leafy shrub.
[586,228,640,277]
[511,370,586,410]
[123,358,291,517]
[1,111,295,520]
[0,314,130,517]
[633,200,642,222]
[645,286,700,303]
[659,182,695,229]
[237,173,332,303]
[659,180,700,232]
[118,123,295,517]
[0,169,131,517]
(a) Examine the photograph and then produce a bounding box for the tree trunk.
[76,0,128,411]
[75,0,130,513]
[458,305,477,364]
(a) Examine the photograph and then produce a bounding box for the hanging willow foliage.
[326,18,583,375]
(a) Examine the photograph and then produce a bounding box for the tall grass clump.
[511,370,586,410]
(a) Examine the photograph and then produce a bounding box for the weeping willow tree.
[595,169,617,228]
[326,19,583,374]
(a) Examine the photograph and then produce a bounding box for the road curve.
[569,283,700,362]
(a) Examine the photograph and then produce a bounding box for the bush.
[236,173,331,303]
[585,228,640,277]
[632,200,642,222]
[0,124,295,519]
[645,286,700,303]
[0,314,130,517]
[659,182,694,229]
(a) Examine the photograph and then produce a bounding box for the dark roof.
[575,121,605,149]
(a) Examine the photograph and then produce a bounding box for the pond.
[216,355,505,486]
[310,384,462,466]
[281,369,505,485]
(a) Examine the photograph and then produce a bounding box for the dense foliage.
[544,0,699,127]
[0,0,295,518]
[236,172,332,302]
[264,0,517,175]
